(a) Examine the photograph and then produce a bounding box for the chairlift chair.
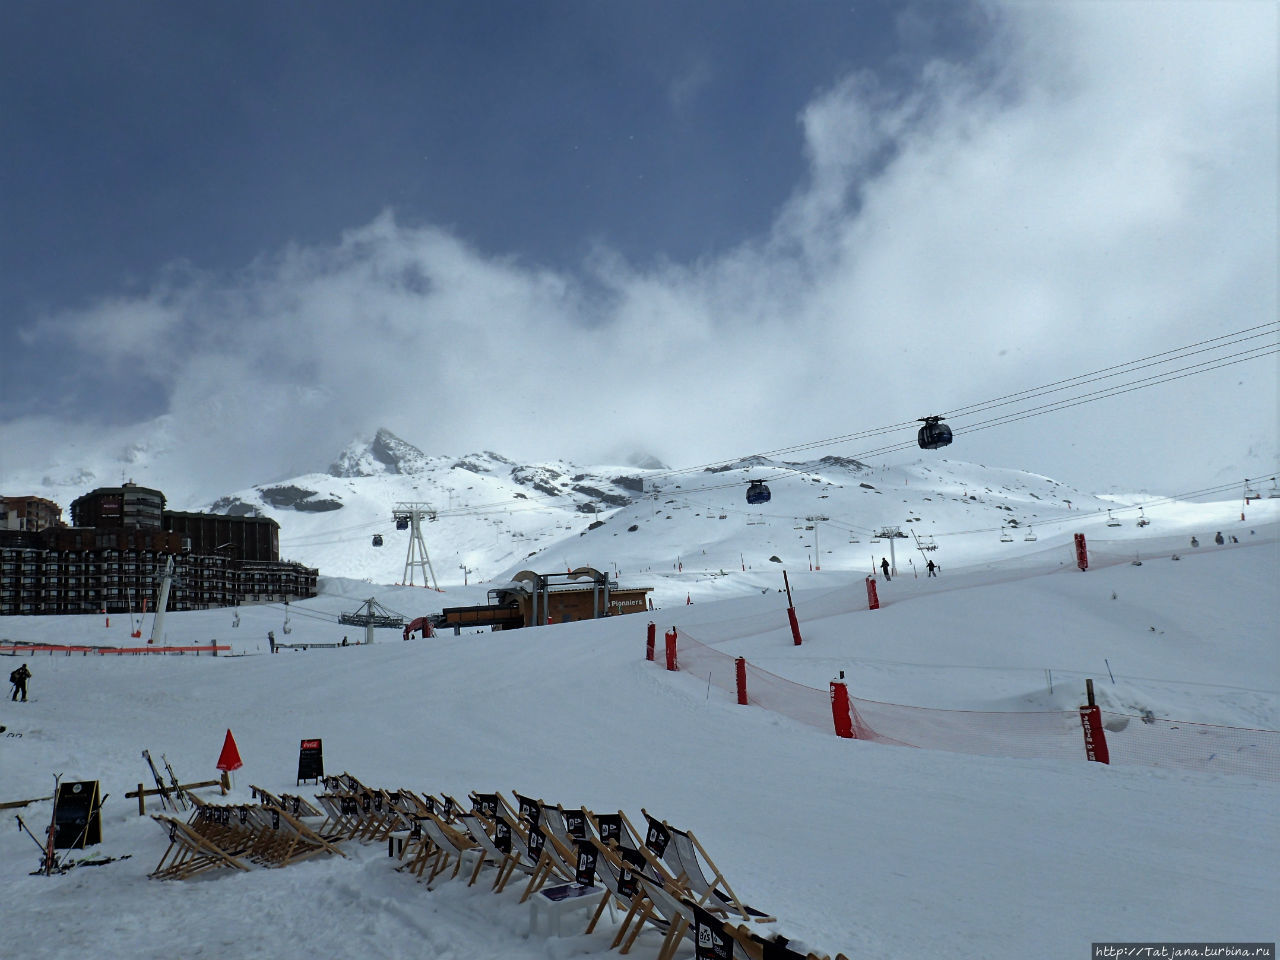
[1106,510,1121,528]
[1269,478,1280,499]
[999,529,1014,543]
[1243,479,1260,503]
[917,415,953,450]
[1136,508,1151,527]
[1023,526,1037,542]
[745,480,771,505]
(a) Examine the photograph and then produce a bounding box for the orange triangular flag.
[216,729,243,772]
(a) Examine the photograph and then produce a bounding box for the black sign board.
[616,847,648,899]
[474,793,499,818]
[596,813,622,846]
[644,815,670,857]
[573,838,597,886]
[527,825,545,861]
[692,902,733,960]
[564,809,586,839]
[296,738,323,785]
[494,815,512,854]
[516,793,539,825]
[52,780,101,849]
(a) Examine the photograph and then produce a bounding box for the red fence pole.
[646,621,656,662]
[1080,678,1110,763]
[664,628,678,672]
[787,606,802,646]
[865,575,880,610]
[736,657,748,705]
[1074,533,1088,572]
[830,675,855,738]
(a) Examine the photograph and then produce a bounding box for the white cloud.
[4,1,1275,504]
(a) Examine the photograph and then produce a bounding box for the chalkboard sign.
[53,780,101,849]
[296,738,324,784]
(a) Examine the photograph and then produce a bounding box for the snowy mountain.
[196,429,1143,603]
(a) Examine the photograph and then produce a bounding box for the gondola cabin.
[371,534,384,547]
[746,481,772,505]
[395,517,409,530]
[917,416,953,450]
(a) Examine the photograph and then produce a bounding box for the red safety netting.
[665,627,1280,781]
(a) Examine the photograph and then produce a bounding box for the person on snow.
[1214,531,1225,545]
[926,559,938,577]
[10,663,31,702]
[880,557,891,581]
[1190,536,1199,547]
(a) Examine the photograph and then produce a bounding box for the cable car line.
[280,326,1276,549]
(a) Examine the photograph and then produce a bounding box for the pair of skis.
[142,749,188,812]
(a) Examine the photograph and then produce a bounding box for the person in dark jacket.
[10,664,31,702]
[880,557,891,580]
[926,559,938,577]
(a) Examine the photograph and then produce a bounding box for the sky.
[1,0,1277,503]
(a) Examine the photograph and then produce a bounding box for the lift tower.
[394,502,439,590]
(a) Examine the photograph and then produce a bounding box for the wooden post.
[221,771,230,794]
[735,657,748,705]
[137,784,146,816]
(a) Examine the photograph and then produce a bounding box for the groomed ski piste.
[1,494,1276,959]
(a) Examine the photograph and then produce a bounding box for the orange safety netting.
[666,627,1280,781]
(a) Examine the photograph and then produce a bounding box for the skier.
[10,663,31,702]
[880,557,891,581]
[926,559,938,577]
[1190,536,1199,547]
[1214,531,1225,545]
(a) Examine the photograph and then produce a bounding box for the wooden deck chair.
[186,800,261,857]
[520,802,592,902]
[149,814,252,880]
[627,876,698,960]
[581,832,666,949]
[459,811,534,893]
[245,805,347,867]
[312,792,363,840]
[585,808,680,892]
[642,809,775,923]
[414,810,486,889]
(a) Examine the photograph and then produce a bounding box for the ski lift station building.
[439,566,652,632]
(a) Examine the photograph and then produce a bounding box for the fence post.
[1079,678,1110,763]
[1074,533,1088,572]
[865,575,880,610]
[646,621,656,662]
[830,672,854,738]
[735,658,748,705]
[783,571,802,645]
[664,628,678,672]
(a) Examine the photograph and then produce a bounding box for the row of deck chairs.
[149,793,347,880]
[384,785,849,960]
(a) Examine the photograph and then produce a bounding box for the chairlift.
[1243,479,1260,502]
[999,529,1014,543]
[1106,510,1121,528]
[1136,508,1151,527]
[746,480,771,505]
[917,415,953,450]
[1269,478,1280,499]
[371,534,384,547]
[1023,526,1037,542]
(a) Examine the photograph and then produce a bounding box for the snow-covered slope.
[0,523,1275,959]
